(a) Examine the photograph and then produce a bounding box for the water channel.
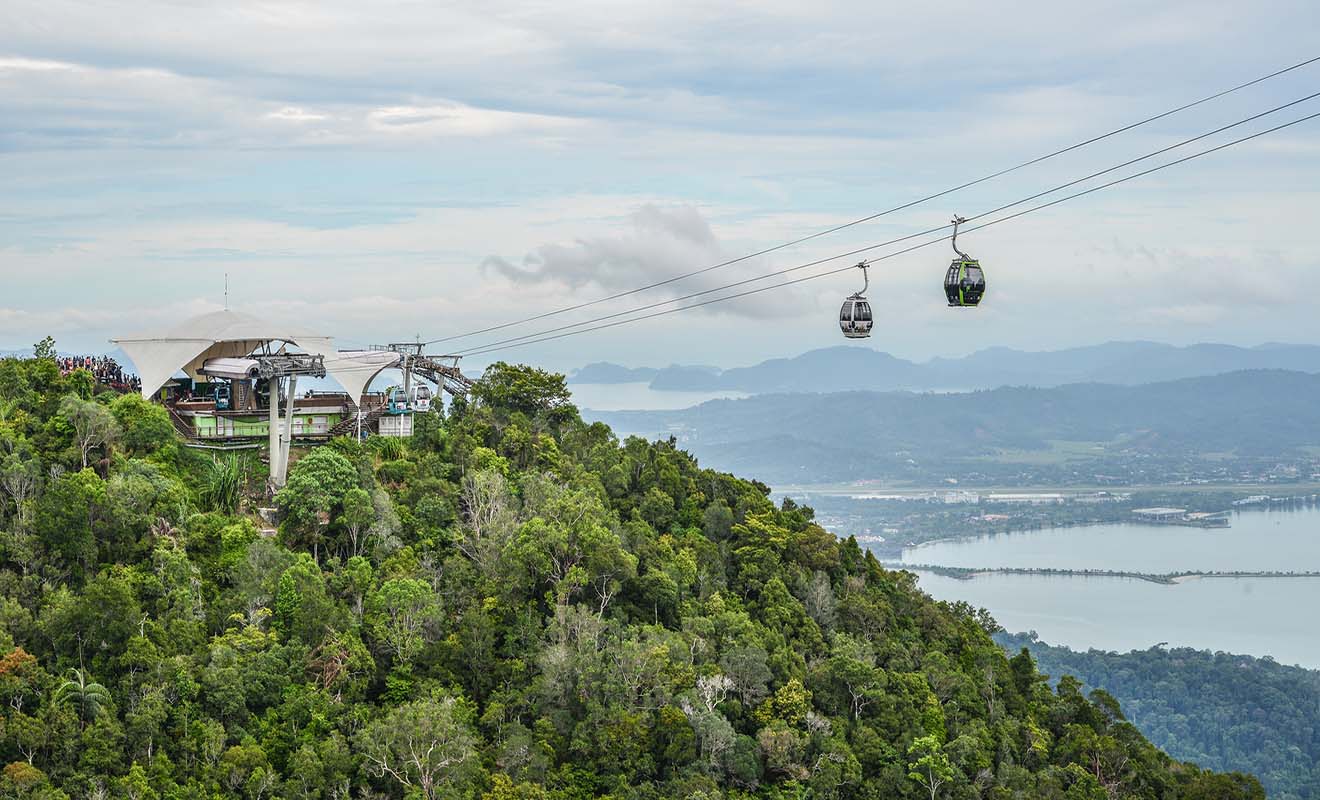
[898,506,1320,667]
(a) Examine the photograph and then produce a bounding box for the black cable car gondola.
[944,215,985,307]
[839,262,873,339]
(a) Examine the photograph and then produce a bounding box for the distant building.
[850,492,937,502]
[984,493,1065,505]
[1132,507,1187,520]
[1074,491,1130,504]
[942,491,980,505]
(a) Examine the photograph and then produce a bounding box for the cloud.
[266,106,328,122]
[0,56,79,72]
[478,203,810,321]
[2,0,1319,365]
[365,102,580,137]
[0,51,583,150]
[485,204,716,287]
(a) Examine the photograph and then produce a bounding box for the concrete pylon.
[278,375,298,486]
[267,377,281,489]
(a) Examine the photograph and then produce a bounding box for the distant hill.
[570,362,723,385]
[574,341,1320,394]
[588,369,1320,483]
[570,362,660,383]
[647,363,723,389]
[997,632,1320,799]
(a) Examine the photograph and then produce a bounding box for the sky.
[2,0,1320,375]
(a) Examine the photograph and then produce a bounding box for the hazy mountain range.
[586,369,1320,484]
[571,341,1320,395]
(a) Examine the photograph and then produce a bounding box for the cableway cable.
[428,54,1320,346]
[457,109,1320,358]
[453,91,1320,355]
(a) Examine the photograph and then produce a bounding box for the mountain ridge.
[571,341,1320,394]
[586,368,1320,483]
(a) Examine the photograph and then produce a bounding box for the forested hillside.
[999,633,1320,800]
[0,351,1263,798]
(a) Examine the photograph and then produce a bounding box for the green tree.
[0,447,40,534]
[907,734,954,800]
[272,554,341,647]
[275,447,359,562]
[510,480,635,613]
[827,633,885,720]
[356,694,480,800]
[32,468,106,572]
[458,468,516,579]
[366,578,438,667]
[59,395,120,469]
[31,337,56,361]
[53,668,111,729]
[108,393,175,456]
[337,486,375,558]
[117,762,158,800]
[472,362,577,427]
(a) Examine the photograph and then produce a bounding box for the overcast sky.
[3,0,1319,373]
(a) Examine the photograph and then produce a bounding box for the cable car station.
[110,310,471,487]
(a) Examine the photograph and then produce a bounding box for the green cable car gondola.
[944,215,985,307]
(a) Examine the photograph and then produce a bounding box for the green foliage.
[58,394,119,469]
[108,393,174,457]
[200,454,247,515]
[275,447,360,561]
[1000,631,1319,799]
[0,354,1267,799]
[357,694,480,798]
[32,468,106,573]
[472,362,577,427]
[907,734,954,800]
[53,668,111,727]
[31,337,56,361]
[366,577,437,667]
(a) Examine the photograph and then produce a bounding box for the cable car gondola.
[410,384,433,413]
[385,386,410,415]
[943,215,985,307]
[839,262,873,339]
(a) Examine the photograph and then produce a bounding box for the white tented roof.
[323,350,403,407]
[112,309,337,398]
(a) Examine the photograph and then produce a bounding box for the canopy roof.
[322,350,403,407]
[112,309,337,398]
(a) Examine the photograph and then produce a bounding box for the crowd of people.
[58,355,142,392]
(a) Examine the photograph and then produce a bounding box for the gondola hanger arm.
[951,215,970,260]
